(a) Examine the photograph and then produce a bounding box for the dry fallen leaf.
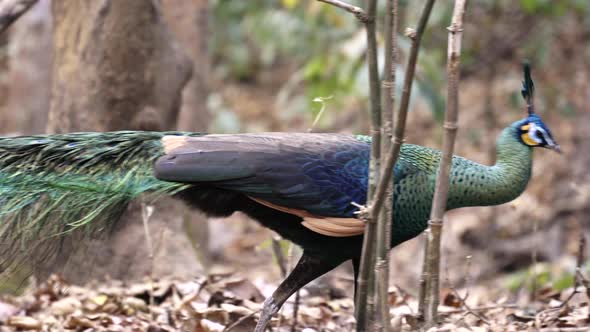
[64,314,94,329]
[442,289,462,308]
[209,276,264,303]
[49,297,81,316]
[7,316,42,330]
[199,318,225,332]
[0,301,19,321]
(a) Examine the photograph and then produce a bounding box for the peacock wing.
[155,133,370,217]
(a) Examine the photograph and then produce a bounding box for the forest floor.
[1,266,589,332]
[0,246,590,332]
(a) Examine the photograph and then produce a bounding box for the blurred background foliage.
[209,0,589,132]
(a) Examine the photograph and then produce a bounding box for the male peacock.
[0,66,559,331]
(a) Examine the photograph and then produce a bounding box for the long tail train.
[0,131,201,275]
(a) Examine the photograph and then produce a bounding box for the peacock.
[0,66,559,331]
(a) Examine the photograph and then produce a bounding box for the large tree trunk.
[162,0,210,132]
[48,0,191,133]
[0,0,51,135]
[44,0,207,283]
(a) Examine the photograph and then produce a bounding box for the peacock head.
[514,63,561,153]
[516,114,560,152]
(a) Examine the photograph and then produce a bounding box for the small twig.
[560,233,586,308]
[271,237,288,277]
[223,309,262,332]
[316,0,370,22]
[443,257,490,325]
[577,270,590,301]
[449,287,491,325]
[462,255,472,298]
[439,303,518,314]
[273,239,301,331]
[0,0,38,34]
[176,278,208,311]
[539,328,590,332]
[530,217,539,301]
[272,237,288,329]
[288,244,300,332]
[308,96,333,133]
[291,291,301,332]
[141,203,156,308]
[576,232,586,272]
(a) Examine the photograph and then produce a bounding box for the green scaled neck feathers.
[446,123,532,210]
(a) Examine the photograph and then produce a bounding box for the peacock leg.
[352,256,360,295]
[253,252,347,332]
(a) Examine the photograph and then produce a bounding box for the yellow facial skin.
[520,124,539,146]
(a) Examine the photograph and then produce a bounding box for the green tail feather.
[0,131,201,276]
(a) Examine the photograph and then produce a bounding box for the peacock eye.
[535,131,543,140]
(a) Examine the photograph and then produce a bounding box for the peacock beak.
[548,144,562,154]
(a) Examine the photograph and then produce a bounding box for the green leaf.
[553,274,575,291]
[281,0,299,10]
[520,0,539,13]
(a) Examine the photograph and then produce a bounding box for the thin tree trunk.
[375,0,398,330]
[420,0,467,327]
[356,0,380,328]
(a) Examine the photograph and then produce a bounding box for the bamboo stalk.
[355,0,381,328]
[420,0,467,327]
[375,0,399,330]
[362,0,435,329]
[367,0,436,221]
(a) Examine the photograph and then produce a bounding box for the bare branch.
[355,0,381,327]
[0,0,38,34]
[223,309,261,332]
[375,0,399,329]
[421,0,468,326]
[439,303,518,315]
[316,0,370,23]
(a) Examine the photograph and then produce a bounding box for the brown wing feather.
[249,197,364,237]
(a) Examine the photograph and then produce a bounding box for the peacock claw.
[351,201,370,221]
